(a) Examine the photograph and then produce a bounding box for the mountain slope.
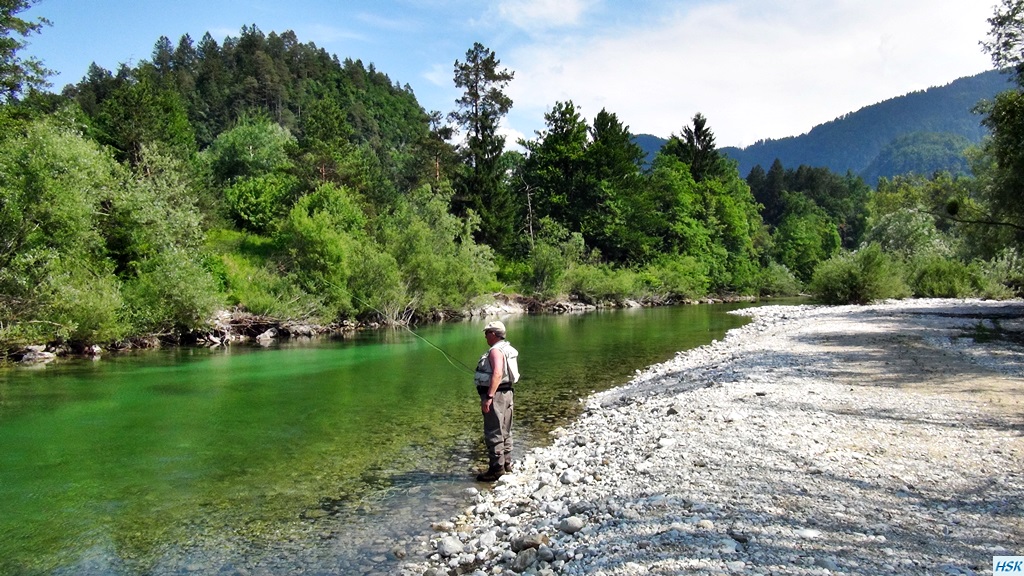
[722,69,1009,180]
[632,133,667,167]
[635,69,1010,182]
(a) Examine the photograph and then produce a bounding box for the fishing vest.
[474,340,520,387]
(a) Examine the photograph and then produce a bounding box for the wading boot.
[476,465,503,482]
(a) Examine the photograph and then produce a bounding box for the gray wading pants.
[480,388,514,469]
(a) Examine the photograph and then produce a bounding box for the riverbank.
[6,292,758,364]
[400,299,1024,576]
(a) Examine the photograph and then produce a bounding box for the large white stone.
[437,536,463,557]
[558,516,585,534]
[559,469,583,485]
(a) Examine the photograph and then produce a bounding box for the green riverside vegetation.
[3,0,1024,354]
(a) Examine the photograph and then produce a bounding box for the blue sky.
[25,0,995,148]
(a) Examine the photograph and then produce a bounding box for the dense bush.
[226,173,300,234]
[523,218,586,298]
[202,116,297,185]
[771,198,841,283]
[756,262,803,297]
[495,257,532,292]
[981,248,1024,297]
[347,242,406,321]
[861,209,952,259]
[809,244,910,304]
[645,155,764,294]
[0,120,222,349]
[122,248,222,334]
[41,259,126,345]
[636,256,710,301]
[561,264,637,304]
[907,254,977,298]
[527,242,571,298]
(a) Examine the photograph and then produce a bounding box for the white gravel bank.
[401,299,1024,576]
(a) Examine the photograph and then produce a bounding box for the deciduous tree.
[982,0,1024,84]
[952,1,1024,243]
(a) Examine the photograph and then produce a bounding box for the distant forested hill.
[632,134,667,167]
[634,69,1011,183]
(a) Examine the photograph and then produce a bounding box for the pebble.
[559,469,583,485]
[511,548,538,572]
[401,300,1024,576]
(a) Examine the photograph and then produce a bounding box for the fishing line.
[345,292,476,376]
[398,322,477,376]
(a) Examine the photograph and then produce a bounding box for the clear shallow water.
[0,304,755,575]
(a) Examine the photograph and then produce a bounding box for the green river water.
[0,304,755,575]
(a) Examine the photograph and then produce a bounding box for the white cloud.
[422,62,451,87]
[301,23,366,44]
[497,0,592,31]
[354,12,419,33]
[498,120,528,151]
[502,0,994,147]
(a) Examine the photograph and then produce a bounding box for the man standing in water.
[475,321,519,482]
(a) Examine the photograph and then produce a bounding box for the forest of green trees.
[3,0,1024,354]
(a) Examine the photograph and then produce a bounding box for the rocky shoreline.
[400,299,1024,576]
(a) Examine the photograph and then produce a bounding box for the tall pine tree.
[0,0,51,102]
[663,113,725,183]
[449,42,515,250]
